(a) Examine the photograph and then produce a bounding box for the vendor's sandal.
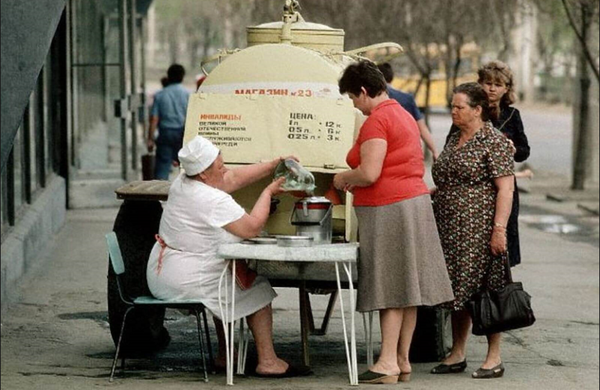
[430,360,467,374]
[253,364,312,378]
[357,370,399,384]
[472,363,505,379]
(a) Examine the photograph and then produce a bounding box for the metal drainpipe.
[129,0,138,172]
[69,0,80,170]
[139,15,148,146]
[119,0,128,180]
[102,17,109,123]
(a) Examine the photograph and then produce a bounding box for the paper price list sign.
[184,93,357,169]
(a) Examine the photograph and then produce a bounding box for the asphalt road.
[1,204,598,390]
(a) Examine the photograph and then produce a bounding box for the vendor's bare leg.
[370,308,402,375]
[246,304,289,375]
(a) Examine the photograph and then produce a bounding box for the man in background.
[147,64,190,180]
[378,63,439,160]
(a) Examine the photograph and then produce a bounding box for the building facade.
[1,0,153,314]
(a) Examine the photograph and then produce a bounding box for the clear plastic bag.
[274,159,316,195]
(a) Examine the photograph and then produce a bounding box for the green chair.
[105,232,213,382]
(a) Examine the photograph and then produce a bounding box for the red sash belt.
[155,234,169,275]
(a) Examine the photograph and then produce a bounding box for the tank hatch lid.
[252,20,342,32]
[247,21,344,52]
[247,2,344,52]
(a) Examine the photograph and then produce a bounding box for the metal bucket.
[291,197,332,244]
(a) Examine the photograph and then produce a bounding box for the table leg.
[343,262,358,385]
[218,261,235,385]
[335,262,359,386]
[229,261,236,384]
[299,281,311,367]
[309,290,338,336]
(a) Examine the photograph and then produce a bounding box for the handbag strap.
[502,252,513,283]
[483,251,514,286]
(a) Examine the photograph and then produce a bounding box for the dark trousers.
[154,127,184,180]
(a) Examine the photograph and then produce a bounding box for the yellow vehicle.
[391,43,480,109]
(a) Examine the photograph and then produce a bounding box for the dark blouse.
[494,106,530,162]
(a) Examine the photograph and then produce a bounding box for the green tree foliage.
[534,0,599,80]
[153,0,251,69]
[559,0,599,81]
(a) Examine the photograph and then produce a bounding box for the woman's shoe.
[358,370,399,384]
[472,363,505,379]
[430,360,467,374]
[399,371,411,382]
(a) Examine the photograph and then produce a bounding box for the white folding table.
[217,242,359,386]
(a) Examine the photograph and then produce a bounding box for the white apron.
[147,173,276,321]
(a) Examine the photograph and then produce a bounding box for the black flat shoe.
[358,370,399,384]
[472,363,505,379]
[430,360,467,374]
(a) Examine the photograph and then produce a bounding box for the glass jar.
[274,159,316,195]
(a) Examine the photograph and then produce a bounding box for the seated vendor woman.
[146,135,311,378]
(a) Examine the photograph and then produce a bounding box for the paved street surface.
[2,107,598,390]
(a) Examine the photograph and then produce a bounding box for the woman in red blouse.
[334,61,454,384]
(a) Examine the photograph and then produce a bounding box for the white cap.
[178,136,220,176]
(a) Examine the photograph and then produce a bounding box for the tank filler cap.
[256,0,335,32]
[283,0,302,16]
[246,0,345,51]
[280,0,305,43]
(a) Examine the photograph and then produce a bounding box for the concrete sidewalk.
[1,194,599,389]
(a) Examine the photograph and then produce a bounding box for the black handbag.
[467,253,536,336]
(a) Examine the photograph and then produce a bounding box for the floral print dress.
[432,122,515,311]
[445,106,530,267]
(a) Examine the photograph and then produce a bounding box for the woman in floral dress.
[430,83,515,379]
[445,61,530,267]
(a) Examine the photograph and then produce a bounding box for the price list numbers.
[323,120,343,142]
[287,112,344,143]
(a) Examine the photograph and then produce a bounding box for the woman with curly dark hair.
[334,60,454,384]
